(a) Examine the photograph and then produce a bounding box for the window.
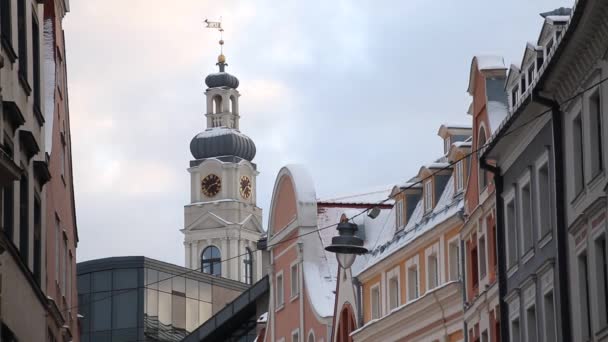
[370,284,381,319]
[308,331,315,342]
[536,56,544,72]
[527,66,535,87]
[395,200,403,229]
[1,0,12,47]
[478,126,488,190]
[505,196,518,268]
[243,247,253,285]
[589,90,603,177]
[276,272,284,308]
[407,265,419,300]
[230,95,237,114]
[387,267,400,311]
[17,0,27,81]
[511,86,519,109]
[520,74,527,94]
[424,181,433,213]
[536,159,551,238]
[578,252,592,340]
[448,239,460,281]
[32,15,41,112]
[55,216,60,282]
[3,148,14,240]
[481,330,488,342]
[212,95,222,114]
[19,173,28,264]
[455,161,464,192]
[573,114,585,196]
[479,235,487,279]
[519,178,533,254]
[62,237,67,296]
[471,243,479,290]
[68,252,72,307]
[33,195,41,285]
[595,235,608,328]
[444,136,451,154]
[60,139,66,179]
[290,263,299,298]
[428,254,438,290]
[511,317,520,342]
[546,39,554,57]
[201,246,221,276]
[292,329,299,342]
[543,290,556,342]
[526,305,537,342]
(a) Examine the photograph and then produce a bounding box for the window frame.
[479,232,487,281]
[276,270,285,310]
[201,245,222,277]
[395,199,404,229]
[406,255,420,301]
[290,262,299,300]
[386,266,401,311]
[424,180,433,213]
[291,328,300,342]
[455,160,464,193]
[370,282,381,320]
[503,188,519,272]
[587,88,604,178]
[517,170,534,259]
[534,151,552,244]
[425,242,440,291]
[448,235,460,282]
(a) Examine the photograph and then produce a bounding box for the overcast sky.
[65,0,572,265]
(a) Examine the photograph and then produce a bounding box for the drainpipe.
[479,159,508,342]
[532,92,572,342]
[460,237,468,342]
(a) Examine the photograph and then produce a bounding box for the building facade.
[183,53,264,284]
[77,256,248,342]
[461,56,507,342]
[482,7,575,342]
[43,0,79,340]
[350,130,467,342]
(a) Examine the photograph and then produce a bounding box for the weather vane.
[204,18,225,55]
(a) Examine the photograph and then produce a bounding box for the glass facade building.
[78,256,248,342]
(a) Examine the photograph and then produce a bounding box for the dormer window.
[546,39,554,58]
[395,200,404,229]
[556,30,562,41]
[521,74,527,95]
[455,161,464,193]
[511,86,519,109]
[537,56,544,71]
[424,181,433,213]
[527,66,535,87]
[444,136,451,155]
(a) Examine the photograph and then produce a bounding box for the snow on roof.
[452,141,472,148]
[319,186,394,205]
[546,15,570,24]
[426,162,451,169]
[476,55,506,70]
[303,203,395,317]
[356,176,464,276]
[487,100,509,133]
[257,312,268,323]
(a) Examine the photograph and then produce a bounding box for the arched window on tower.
[201,246,221,276]
[478,126,488,191]
[213,95,223,114]
[230,95,237,114]
[243,247,253,284]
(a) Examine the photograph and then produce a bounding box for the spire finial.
[204,17,227,72]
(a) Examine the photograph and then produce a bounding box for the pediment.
[187,212,232,231]
[240,214,264,233]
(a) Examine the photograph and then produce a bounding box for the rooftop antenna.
[204,17,227,71]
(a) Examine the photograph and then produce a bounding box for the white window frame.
[447,235,460,281]
[406,255,420,301]
[290,262,299,300]
[523,281,538,342]
[539,265,556,342]
[518,170,534,260]
[291,328,300,342]
[455,160,464,193]
[534,150,552,244]
[424,180,433,213]
[444,136,451,154]
[370,282,381,320]
[425,242,440,291]
[275,270,284,310]
[586,85,604,179]
[395,200,404,229]
[386,266,401,311]
[592,228,608,331]
[503,188,519,272]
[571,111,586,199]
[508,294,521,342]
[307,330,315,342]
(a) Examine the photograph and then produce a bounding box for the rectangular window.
[589,91,604,177]
[526,305,537,342]
[0,0,12,45]
[291,330,299,342]
[388,275,399,310]
[17,0,27,81]
[276,273,284,307]
[520,181,533,253]
[481,330,488,342]
[573,114,585,196]
[61,141,66,178]
[395,200,403,229]
[595,235,608,328]
[511,317,520,342]
[444,136,451,154]
[471,244,479,289]
[55,216,60,283]
[290,263,299,298]
[428,254,438,289]
[527,66,535,86]
[537,56,544,72]
[18,173,28,265]
[424,181,433,213]
[506,198,518,268]
[479,235,487,279]
[33,195,41,285]
[62,238,67,296]
[371,285,381,319]
[449,240,460,281]
[455,161,464,192]
[407,266,418,300]
[32,15,41,112]
[521,74,527,94]
[544,290,556,342]
[546,39,554,57]
[579,253,592,340]
[511,86,519,108]
[537,162,551,238]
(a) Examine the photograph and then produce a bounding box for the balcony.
[0,147,21,187]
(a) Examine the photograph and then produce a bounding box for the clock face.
[201,174,221,197]
[240,176,252,199]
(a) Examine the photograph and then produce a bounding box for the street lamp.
[325,216,368,269]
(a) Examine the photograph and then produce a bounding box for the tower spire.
[204,18,227,72]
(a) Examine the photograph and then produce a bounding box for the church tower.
[182,50,264,285]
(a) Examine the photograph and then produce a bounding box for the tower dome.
[204,54,240,89]
[190,128,256,161]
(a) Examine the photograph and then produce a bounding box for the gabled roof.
[467,55,507,95]
[505,64,521,90]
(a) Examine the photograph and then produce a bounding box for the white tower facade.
[182,55,264,284]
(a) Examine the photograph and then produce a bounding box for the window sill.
[18,73,32,96]
[522,249,534,264]
[1,36,17,63]
[595,325,608,340]
[507,265,519,278]
[588,170,605,188]
[275,304,285,313]
[290,293,299,302]
[538,232,552,249]
[571,188,586,207]
[33,105,44,127]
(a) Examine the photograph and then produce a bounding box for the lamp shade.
[325,221,368,257]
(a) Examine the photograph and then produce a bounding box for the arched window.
[308,330,315,342]
[213,95,223,114]
[337,305,356,342]
[230,95,237,114]
[244,247,253,285]
[201,246,221,276]
[478,126,488,190]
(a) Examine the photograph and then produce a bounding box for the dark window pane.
[113,268,138,290]
[201,246,221,276]
[92,271,112,292]
[18,173,28,264]
[91,292,111,331]
[78,274,91,294]
[112,290,138,329]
